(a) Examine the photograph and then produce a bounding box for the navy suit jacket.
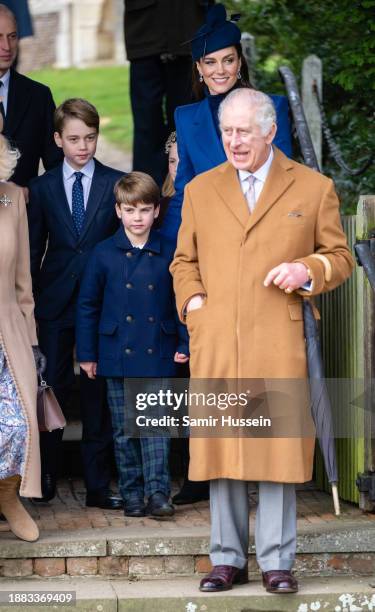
[3,70,63,187]
[76,228,189,377]
[28,159,124,321]
[160,94,292,241]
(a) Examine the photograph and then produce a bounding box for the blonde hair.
[114,171,160,207]
[0,134,20,180]
[162,172,175,197]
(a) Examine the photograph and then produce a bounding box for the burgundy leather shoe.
[199,564,249,592]
[262,570,298,593]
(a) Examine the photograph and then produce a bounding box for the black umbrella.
[303,299,340,515]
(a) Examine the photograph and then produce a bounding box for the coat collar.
[114,227,161,253]
[213,147,295,232]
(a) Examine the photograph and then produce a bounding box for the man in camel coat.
[170,88,354,594]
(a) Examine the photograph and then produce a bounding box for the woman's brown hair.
[191,43,253,101]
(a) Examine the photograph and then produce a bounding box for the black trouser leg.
[130,56,168,186]
[37,321,76,489]
[79,370,113,494]
[130,55,193,187]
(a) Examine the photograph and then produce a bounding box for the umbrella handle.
[331,483,341,516]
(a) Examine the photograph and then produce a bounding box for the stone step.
[0,575,374,612]
[1,525,375,579]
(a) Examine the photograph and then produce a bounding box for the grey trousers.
[209,479,296,572]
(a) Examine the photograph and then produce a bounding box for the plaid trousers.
[106,377,170,503]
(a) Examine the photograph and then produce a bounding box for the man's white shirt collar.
[238,147,274,187]
[63,158,95,181]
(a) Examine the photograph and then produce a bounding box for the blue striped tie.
[72,172,85,236]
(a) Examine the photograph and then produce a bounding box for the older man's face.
[221,100,276,173]
[0,13,18,76]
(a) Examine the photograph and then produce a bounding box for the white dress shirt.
[63,158,95,212]
[0,70,11,116]
[238,147,274,202]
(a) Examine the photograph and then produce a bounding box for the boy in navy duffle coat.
[76,172,189,518]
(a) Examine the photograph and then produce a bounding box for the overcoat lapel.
[46,167,77,240]
[244,148,295,235]
[213,162,249,228]
[4,70,32,136]
[192,98,226,168]
[78,160,107,243]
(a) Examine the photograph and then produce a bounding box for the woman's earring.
[199,74,204,83]
[237,71,242,80]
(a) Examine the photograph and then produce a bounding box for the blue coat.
[160,94,292,241]
[2,0,33,38]
[28,160,124,321]
[76,228,189,378]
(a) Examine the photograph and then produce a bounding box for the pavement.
[0,480,373,535]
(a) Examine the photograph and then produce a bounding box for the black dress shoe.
[124,501,146,517]
[32,473,56,503]
[86,491,123,510]
[145,492,174,517]
[172,480,209,505]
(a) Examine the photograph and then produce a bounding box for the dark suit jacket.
[124,0,214,60]
[76,228,189,377]
[3,69,63,186]
[28,159,123,321]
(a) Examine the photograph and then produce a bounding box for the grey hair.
[218,88,277,136]
[0,3,17,28]
[0,134,20,180]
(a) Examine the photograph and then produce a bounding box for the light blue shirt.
[0,70,11,115]
[63,158,95,212]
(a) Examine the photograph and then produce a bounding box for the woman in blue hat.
[160,3,292,241]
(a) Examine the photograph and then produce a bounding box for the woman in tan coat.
[0,127,43,541]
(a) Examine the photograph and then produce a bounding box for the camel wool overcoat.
[0,182,41,498]
[171,147,354,483]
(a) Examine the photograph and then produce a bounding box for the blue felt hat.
[190,4,242,61]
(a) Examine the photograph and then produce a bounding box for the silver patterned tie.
[245,174,256,213]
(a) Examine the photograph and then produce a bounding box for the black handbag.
[36,377,66,432]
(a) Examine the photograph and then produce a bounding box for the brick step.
[0,575,374,612]
[1,525,375,579]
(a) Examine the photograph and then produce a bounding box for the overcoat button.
[126,283,133,289]
[126,252,132,258]
[148,316,155,322]
[147,348,153,354]
[148,284,154,290]
[148,252,153,257]
[125,348,132,354]
[126,315,133,322]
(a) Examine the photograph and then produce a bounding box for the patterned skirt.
[0,345,27,479]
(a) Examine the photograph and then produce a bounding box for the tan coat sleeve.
[170,185,207,321]
[15,190,38,345]
[294,178,354,295]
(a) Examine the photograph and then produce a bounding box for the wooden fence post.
[302,55,322,170]
[241,32,256,86]
[356,196,375,509]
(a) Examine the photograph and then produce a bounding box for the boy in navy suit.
[76,172,189,517]
[28,98,124,508]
